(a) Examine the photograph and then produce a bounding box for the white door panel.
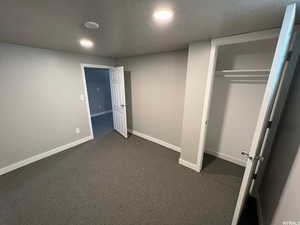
[110,66,128,138]
[231,3,296,225]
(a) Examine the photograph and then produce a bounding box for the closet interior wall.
[205,38,278,166]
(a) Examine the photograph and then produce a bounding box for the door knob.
[241,151,264,162]
[241,151,253,160]
[120,104,126,107]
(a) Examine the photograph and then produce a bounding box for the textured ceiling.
[0,0,299,57]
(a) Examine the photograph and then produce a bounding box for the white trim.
[178,158,200,172]
[213,28,280,46]
[0,136,92,176]
[256,194,264,225]
[205,150,246,167]
[196,41,218,171]
[128,129,181,153]
[81,63,113,69]
[80,64,95,139]
[91,110,112,117]
[80,63,113,140]
[128,130,245,170]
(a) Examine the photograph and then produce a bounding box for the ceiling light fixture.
[153,9,174,22]
[79,39,94,48]
[84,21,100,30]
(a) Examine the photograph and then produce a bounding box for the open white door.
[110,66,128,138]
[231,3,296,225]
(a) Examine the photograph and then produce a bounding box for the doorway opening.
[85,67,113,138]
[81,64,128,139]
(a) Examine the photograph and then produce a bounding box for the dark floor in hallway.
[91,112,113,138]
[0,132,244,225]
[238,196,259,225]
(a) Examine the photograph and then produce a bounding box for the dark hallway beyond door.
[91,113,113,137]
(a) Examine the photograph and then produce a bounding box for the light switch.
[80,94,84,101]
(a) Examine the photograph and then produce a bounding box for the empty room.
[0,1,299,225]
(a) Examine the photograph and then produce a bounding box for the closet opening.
[204,38,278,167]
[196,29,281,224]
[197,4,296,224]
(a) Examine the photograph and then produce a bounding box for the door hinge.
[267,121,272,129]
[286,51,292,61]
[253,173,258,180]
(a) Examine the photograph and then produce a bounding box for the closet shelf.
[215,69,270,78]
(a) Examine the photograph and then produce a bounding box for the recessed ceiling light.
[153,9,174,22]
[84,21,100,30]
[79,39,94,48]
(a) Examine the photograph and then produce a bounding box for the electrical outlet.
[96,87,100,92]
[75,128,80,134]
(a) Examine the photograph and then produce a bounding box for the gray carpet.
[0,132,244,225]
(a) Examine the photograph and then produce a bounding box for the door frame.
[196,29,280,171]
[80,63,113,140]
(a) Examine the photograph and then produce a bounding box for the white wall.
[117,50,188,147]
[206,79,266,166]
[180,41,211,165]
[0,37,279,175]
[205,39,277,166]
[216,39,277,70]
[0,43,115,170]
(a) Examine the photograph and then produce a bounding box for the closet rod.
[220,74,269,78]
[230,79,268,83]
[215,69,270,75]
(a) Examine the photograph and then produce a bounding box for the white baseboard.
[178,158,200,172]
[205,150,246,167]
[91,110,112,117]
[128,129,202,173]
[0,136,92,176]
[256,194,264,225]
[128,129,181,153]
